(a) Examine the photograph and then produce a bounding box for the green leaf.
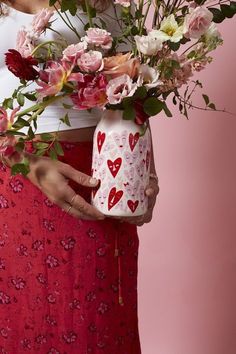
[14,141,25,152]
[168,41,181,52]
[48,147,58,160]
[162,102,173,118]
[11,163,30,176]
[27,127,35,140]
[220,4,235,18]
[130,26,139,36]
[230,1,236,14]
[60,113,71,127]
[208,7,225,23]
[143,97,164,116]
[12,118,30,129]
[3,98,14,110]
[134,87,147,100]
[33,142,49,150]
[17,93,25,106]
[24,93,37,101]
[49,0,58,5]
[202,94,210,105]
[62,103,73,109]
[208,103,216,110]
[40,133,54,141]
[123,106,136,120]
[54,141,64,156]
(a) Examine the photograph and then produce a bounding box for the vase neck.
[102,109,123,122]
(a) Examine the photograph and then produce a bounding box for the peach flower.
[103,52,140,79]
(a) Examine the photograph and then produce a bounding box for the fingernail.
[146,188,153,196]
[90,177,98,185]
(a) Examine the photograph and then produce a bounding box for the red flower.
[134,99,149,125]
[5,49,39,81]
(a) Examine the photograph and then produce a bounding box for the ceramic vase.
[91,109,151,217]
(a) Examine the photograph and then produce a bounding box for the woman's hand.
[24,152,105,220]
[115,176,160,226]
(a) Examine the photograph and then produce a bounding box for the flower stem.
[31,40,63,57]
[85,0,93,27]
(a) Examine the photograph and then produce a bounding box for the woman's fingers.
[65,192,105,220]
[58,162,99,188]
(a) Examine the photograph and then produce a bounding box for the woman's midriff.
[34,126,96,142]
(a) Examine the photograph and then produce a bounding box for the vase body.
[91,109,151,217]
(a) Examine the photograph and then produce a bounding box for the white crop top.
[0,4,129,134]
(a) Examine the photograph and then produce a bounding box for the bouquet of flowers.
[0,0,235,176]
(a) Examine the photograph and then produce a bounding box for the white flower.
[106,74,138,105]
[137,64,162,89]
[204,22,222,41]
[134,34,163,56]
[150,14,184,43]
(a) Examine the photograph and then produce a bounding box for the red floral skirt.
[0,141,141,354]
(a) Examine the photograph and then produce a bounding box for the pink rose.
[83,28,113,50]
[106,74,138,105]
[183,6,213,39]
[71,74,108,110]
[103,52,140,79]
[16,28,35,58]
[31,8,54,34]
[0,107,20,134]
[62,42,88,62]
[77,51,104,73]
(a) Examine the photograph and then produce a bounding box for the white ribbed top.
[0,4,128,134]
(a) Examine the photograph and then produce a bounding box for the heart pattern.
[108,187,123,210]
[97,131,106,154]
[91,111,151,216]
[129,132,139,152]
[107,157,122,178]
[127,200,139,213]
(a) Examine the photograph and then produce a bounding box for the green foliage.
[60,113,71,127]
[11,161,30,176]
[143,97,164,116]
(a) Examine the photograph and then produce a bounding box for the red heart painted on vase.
[108,187,123,210]
[107,157,122,178]
[97,131,106,154]
[127,200,139,213]
[129,132,140,152]
[146,150,150,171]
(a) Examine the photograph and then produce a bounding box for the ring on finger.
[70,194,77,206]
[66,204,73,214]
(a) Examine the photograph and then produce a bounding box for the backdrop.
[138,17,236,354]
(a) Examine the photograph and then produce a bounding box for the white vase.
[91,109,151,217]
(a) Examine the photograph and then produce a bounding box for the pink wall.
[138,18,236,354]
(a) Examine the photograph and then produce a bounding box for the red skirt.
[0,141,141,354]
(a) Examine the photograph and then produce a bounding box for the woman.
[0,0,159,353]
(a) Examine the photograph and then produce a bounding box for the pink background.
[138,18,236,354]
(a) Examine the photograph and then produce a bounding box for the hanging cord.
[115,228,124,306]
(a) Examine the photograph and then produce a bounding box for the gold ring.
[70,194,77,206]
[66,204,73,214]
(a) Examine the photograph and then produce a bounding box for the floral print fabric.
[0,141,141,354]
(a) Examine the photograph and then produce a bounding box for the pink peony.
[77,50,104,73]
[62,42,88,62]
[106,74,138,105]
[16,28,35,58]
[36,60,73,99]
[83,28,113,50]
[70,74,108,110]
[183,6,213,39]
[0,107,20,134]
[31,8,54,35]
